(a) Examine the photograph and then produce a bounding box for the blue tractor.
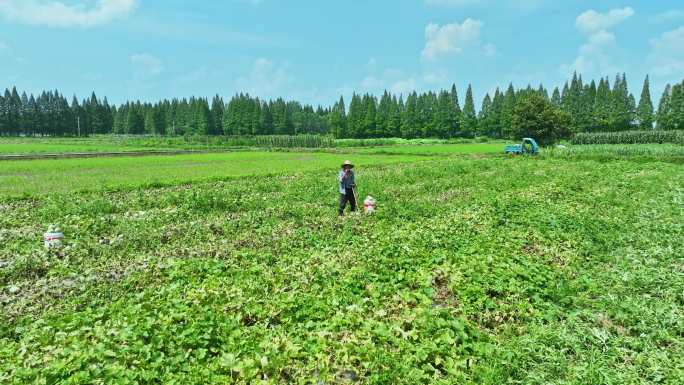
[504,137,539,155]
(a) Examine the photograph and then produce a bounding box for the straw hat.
[341,160,354,168]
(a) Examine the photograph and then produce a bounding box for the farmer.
[338,160,357,215]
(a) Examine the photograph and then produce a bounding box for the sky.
[0,0,683,107]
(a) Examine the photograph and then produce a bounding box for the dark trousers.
[339,188,356,215]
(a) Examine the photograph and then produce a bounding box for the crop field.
[348,143,502,156]
[0,152,435,197]
[0,142,167,155]
[542,144,684,163]
[0,137,502,156]
[0,138,176,155]
[1,145,683,384]
[0,144,504,197]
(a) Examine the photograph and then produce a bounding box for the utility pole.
[77,116,80,137]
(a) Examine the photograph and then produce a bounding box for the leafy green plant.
[0,147,682,384]
[572,130,684,145]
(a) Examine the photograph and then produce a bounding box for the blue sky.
[1,0,683,107]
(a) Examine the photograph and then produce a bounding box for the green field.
[0,137,178,155]
[349,143,503,156]
[0,152,436,197]
[0,142,166,155]
[1,144,683,384]
[0,144,504,197]
[0,136,502,156]
[542,143,684,163]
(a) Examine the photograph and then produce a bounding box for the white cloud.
[235,58,293,99]
[130,53,164,77]
[651,10,684,23]
[561,7,633,76]
[575,7,634,34]
[422,19,485,61]
[391,78,418,95]
[425,0,480,6]
[0,0,136,28]
[649,26,684,77]
[560,30,618,75]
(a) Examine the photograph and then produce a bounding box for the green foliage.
[254,135,333,148]
[511,93,571,146]
[572,130,684,145]
[637,76,654,129]
[460,85,477,138]
[543,143,684,163]
[0,153,682,383]
[1,76,682,141]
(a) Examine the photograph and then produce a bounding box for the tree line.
[1,73,682,138]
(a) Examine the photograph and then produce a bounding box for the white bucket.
[363,196,376,214]
[44,226,64,249]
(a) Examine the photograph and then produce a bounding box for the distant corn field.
[572,130,684,145]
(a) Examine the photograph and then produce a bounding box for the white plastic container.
[363,196,376,214]
[44,225,64,249]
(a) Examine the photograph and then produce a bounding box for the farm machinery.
[504,137,539,155]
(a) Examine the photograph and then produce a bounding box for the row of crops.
[543,143,684,163]
[110,134,335,149]
[572,130,684,145]
[255,134,334,148]
[117,135,482,149]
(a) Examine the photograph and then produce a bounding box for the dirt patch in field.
[432,269,459,309]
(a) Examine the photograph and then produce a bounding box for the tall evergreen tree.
[7,88,20,135]
[388,95,402,137]
[361,94,377,138]
[259,101,273,135]
[594,77,612,132]
[144,109,157,134]
[19,92,29,134]
[376,91,391,137]
[401,92,419,138]
[210,95,224,135]
[477,93,493,137]
[460,84,477,137]
[656,84,671,130]
[449,84,462,136]
[668,83,684,130]
[636,75,654,129]
[433,90,456,138]
[347,93,363,138]
[329,96,346,138]
[610,73,635,131]
[489,88,504,138]
[551,87,561,107]
[501,84,517,138]
[125,104,144,134]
